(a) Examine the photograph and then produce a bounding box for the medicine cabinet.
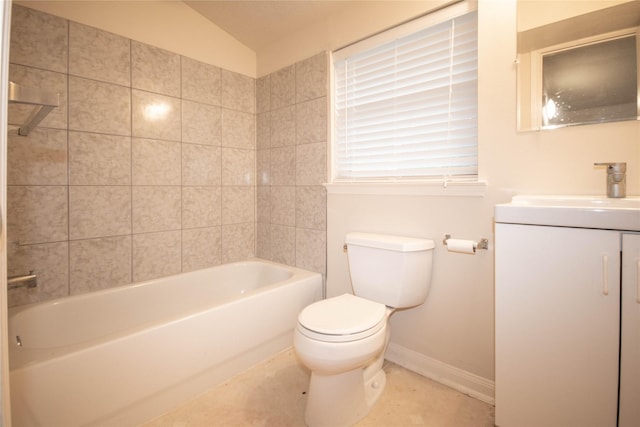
[516,1,640,131]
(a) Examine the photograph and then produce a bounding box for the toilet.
[294,232,435,427]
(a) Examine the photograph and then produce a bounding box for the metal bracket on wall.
[8,81,59,136]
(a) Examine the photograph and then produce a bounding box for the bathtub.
[8,259,322,427]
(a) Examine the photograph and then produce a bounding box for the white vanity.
[495,195,640,427]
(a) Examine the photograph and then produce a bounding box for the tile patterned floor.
[141,348,494,427]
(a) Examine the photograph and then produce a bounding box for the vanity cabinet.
[495,224,621,427]
[495,196,640,426]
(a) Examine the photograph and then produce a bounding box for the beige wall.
[256,0,453,76]
[517,0,630,31]
[319,0,638,399]
[14,0,256,77]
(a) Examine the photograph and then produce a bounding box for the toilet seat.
[297,294,387,343]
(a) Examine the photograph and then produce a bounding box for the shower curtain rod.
[8,81,59,136]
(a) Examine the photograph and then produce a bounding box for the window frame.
[328,1,481,193]
[528,27,640,130]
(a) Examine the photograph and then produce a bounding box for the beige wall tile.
[8,128,67,185]
[257,149,270,186]
[132,41,180,97]
[271,186,295,226]
[10,5,67,73]
[132,138,181,185]
[9,64,68,130]
[222,109,255,149]
[182,143,222,186]
[222,223,255,263]
[296,97,327,144]
[182,227,222,272]
[69,21,130,86]
[296,228,327,274]
[222,186,255,225]
[270,146,296,186]
[183,186,221,229]
[8,241,69,307]
[296,186,327,230]
[8,8,328,307]
[181,56,221,106]
[7,5,282,306]
[271,106,296,148]
[270,224,295,266]
[8,186,68,245]
[256,222,271,260]
[259,52,328,273]
[257,186,271,224]
[133,230,181,282]
[69,76,131,136]
[296,142,326,185]
[271,65,295,110]
[256,112,270,150]
[256,75,270,114]
[222,147,255,186]
[132,186,181,234]
[69,236,132,295]
[296,52,328,103]
[69,186,131,240]
[69,132,131,185]
[182,101,221,146]
[221,69,255,113]
[132,90,181,141]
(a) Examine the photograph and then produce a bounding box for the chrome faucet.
[594,162,626,198]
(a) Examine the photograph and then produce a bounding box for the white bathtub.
[8,259,322,427]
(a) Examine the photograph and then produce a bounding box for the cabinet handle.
[636,259,640,304]
[602,255,609,296]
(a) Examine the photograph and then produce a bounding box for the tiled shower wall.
[6,5,328,308]
[7,5,258,307]
[255,54,328,277]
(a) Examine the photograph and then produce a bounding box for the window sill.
[324,180,488,197]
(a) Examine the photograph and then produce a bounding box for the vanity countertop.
[495,195,640,231]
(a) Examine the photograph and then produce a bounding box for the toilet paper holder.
[443,234,489,251]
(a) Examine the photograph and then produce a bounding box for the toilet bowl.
[294,294,393,427]
[295,293,389,373]
[294,232,435,427]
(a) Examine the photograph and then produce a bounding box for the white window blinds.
[333,9,478,181]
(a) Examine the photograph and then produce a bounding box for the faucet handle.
[594,162,627,173]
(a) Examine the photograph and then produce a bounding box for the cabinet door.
[495,224,620,427]
[620,233,640,427]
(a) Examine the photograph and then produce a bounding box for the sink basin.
[495,195,640,231]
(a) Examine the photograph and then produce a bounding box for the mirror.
[517,1,640,131]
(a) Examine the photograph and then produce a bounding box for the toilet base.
[305,365,387,427]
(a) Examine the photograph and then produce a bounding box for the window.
[540,32,638,129]
[332,4,478,182]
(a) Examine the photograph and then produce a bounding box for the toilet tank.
[345,232,435,308]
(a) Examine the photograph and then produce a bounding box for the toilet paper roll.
[446,239,476,254]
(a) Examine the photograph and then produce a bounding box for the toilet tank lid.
[346,232,434,252]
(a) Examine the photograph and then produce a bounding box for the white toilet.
[294,232,435,427]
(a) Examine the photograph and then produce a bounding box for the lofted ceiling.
[182,1,355,51]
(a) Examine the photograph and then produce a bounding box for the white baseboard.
[385,343,495,405]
